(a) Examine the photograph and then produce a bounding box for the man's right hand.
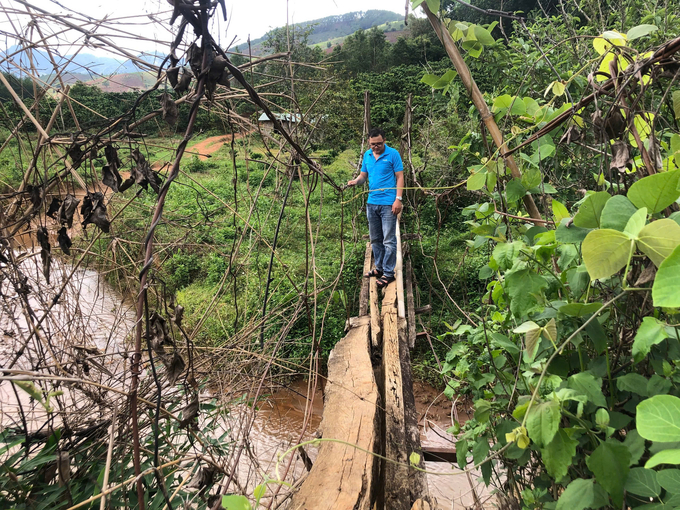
[347,179,357,187]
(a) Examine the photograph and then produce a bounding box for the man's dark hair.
[368,127,385,139]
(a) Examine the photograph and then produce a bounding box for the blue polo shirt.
[361,144,404,205]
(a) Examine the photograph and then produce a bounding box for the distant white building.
[257,112,301,135]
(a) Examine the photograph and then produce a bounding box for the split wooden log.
[288,316,380,510]
[381,283,411,510]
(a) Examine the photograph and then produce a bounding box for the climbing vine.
[414,0,680,508]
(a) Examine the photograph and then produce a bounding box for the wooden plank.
[289,316,379,510]
[399,316,430,503]
[404,258,417,349]
[382,283,410,510]
[395,219,406,319]
[359,242,372,317]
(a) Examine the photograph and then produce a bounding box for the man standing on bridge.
[347,127,404,290]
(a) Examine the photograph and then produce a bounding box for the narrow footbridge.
[289,222,438,510]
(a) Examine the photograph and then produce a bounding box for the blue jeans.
[367,204,397,278]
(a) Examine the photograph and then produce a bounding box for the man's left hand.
[392,199,403,215]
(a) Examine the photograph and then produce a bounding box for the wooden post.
[420,3,544,224]
[289,316,380,509]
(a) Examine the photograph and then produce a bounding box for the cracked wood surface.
[288,315,379,510]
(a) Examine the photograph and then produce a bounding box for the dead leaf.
[648,136,663,171]
[58,194,80,228]
[174,67,192,94]
[174,305,184,327]
[57,227,72,255]
[610,141,630,173]
[102,164,123,192]
[165,352,185,386]
[187,465,216,490]
[104,145,122,167]
[179,393,199,428]
[81,192,110,233]
[150,312,171,355]
[27,185,42,209]
[635,264,656,286]
[37,227,51,283]
[559,125,581,145]
[159,93,179,126]
[46,198,62,219]
[131,149,161,193]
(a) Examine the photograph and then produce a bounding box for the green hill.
[248,10,403,52]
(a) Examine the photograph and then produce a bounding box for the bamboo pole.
[421,3,544,224]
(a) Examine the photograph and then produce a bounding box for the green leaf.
[474,399,491,423]
[526,327,542,360]
[637,219,680,267]
[513,321,540,333]
[222,495,252,510]
[626,24,658,41]
[552,200,570,223]
[625,467,661,497]
[557,244,578,270]
[600,195,639,231]
[567,372,607,407]
[645,449,680,469]
[491,333,519,355]
[409,451,422,467]
[673,91,680,120]
[421,74,439,87]
[559,302,603,317]
[493,241,523,270]
[526,400,560,447]
[552,81,566,97]
[586,439,631,507]
[556,478,609,510]
[456,439,468,469]
[627,170,680,214]
[253,484,266,501]
[657,469,680,493]
[582,229,633,280]
[541,428,578,480]
[637,395,680,442]
[617,373,649,396]
[425,0,440,12]
[467,171,487,191]
[573,191,611,228]
[431,69,458,89]
[556,219,591,243]
[505,269,548,318]
[625,429,646,466]
[632,317,670,363]
[624,207,647,237]
[506,178,527,202]
[473,24,495,45]
[653,244,680,307]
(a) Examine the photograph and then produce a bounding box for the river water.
[0,254,491,508]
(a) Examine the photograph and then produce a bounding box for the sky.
[8,0,407,53]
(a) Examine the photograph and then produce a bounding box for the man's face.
[369,135,385,156]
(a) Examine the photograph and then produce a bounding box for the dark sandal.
[364,269,383,278]
[376,275,395,289]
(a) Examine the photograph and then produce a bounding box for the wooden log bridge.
[289,220,433,510]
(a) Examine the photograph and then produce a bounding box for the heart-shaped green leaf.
[582,229,633,280]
